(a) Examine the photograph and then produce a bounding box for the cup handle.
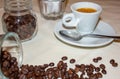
[62,13,79,28]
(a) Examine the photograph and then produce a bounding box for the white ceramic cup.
[62,2,102,34]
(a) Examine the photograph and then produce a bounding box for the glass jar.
[2,0,37,42]
[39,0,68,20]
[0,32,23,79]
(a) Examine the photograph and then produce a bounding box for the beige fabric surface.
[0,0,120,79]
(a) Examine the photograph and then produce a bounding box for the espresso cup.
[62,2,102,34]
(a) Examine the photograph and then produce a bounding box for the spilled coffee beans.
[1,50,119,79]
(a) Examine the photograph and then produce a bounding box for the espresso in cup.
[76,7,97,13]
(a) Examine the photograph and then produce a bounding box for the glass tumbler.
[0,32,23,79]
[39,0,68,20]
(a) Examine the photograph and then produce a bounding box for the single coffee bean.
[75,67,80,73]
[3,54,8,59]
[2,60,10,68]
[93,58,98,63]
[96,72,103,78]
[27,72,33,78]
[99,64,106,69]
[95,67,100,72]
[110,59,115,64]
[3,71,10,77]
[49,62,55,66]
[79,64,85,72]
[10,57,17,64]
[75,64,81,68]
[112,63,118,67]
[19,74,27,79]
[70,59,76,64]
[21,68,29,75]
[97,57,102,60]
[89,74,98,79]
[101,69,107,74]
[44,64,49,68]
[61,56,68,61]
[89,64,95,69]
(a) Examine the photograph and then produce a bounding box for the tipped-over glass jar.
[0,32,23,79]
[2,0,37,42]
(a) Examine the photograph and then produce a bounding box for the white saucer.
[54,20,116,47]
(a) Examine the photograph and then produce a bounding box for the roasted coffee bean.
[3,71,10,77]
[101,69,107,74]
[90,64,95,69]
[57,61,64,70]
[2,60,10,68]
[21,68,29,75]
[89,74,98,79]
[95,67,100,72]
[44,64,49,68]
[28,65,34,71]
[68,68,75,74]
[79,64,85,72]
[97,57,102,60]
[110,59,115,64]
[3,54,8,59]
[27,72,33,78]
[10,57,17,64]
[19,74,27,79]
[99,64,106,69]
[49,62,55,66]
[61,56,68,61]
[75,64,81,73]
[96,72,103,78]
[70,58,76,64]
[112,63,118,67]
[75,64,81,68]
[93,58,98,63]
[13,61,18,66]
[86,68,93,74]
[74,67,80,73]
[93,57,102,63]
[15,67,19,72]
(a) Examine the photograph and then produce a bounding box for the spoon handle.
[86,34,120,39]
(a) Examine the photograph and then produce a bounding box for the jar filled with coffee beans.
[0,32,23,79]
[2,0,37,42]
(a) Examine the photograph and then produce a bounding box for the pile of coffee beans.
[3,13,37,41]
[1,50,119,79]
[1,50,19,78]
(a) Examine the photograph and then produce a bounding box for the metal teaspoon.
[59,30,120,41]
